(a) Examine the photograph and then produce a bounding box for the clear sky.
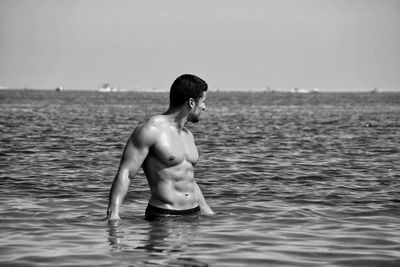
[0,0,399,91]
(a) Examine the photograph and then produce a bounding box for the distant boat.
[264,86,277,93]
[98,83,118,92]
[371,87,379,93]
[55,86,63,91]
[292,88,319,94]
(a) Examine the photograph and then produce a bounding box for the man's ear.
[188,98,195,109]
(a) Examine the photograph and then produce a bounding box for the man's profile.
[106,74,214,221]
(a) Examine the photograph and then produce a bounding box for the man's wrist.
[107,208,120,220]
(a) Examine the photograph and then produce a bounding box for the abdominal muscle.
[143,158,198,210]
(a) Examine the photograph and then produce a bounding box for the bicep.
[118,125,157,176]
[118,136,149,176]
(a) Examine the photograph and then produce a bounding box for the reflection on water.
[107,216,209,266]
[1,90,400,266]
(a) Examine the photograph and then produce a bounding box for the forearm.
[198,197,214,215]
[195,182,214,215]
[107,172,130,219]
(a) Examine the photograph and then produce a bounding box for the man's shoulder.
[132,116,163,145]
[182,126,194,137]
[138,115,169,132]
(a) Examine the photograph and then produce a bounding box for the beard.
[188,112,200,123]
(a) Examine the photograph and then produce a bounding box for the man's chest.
[151,131,199,166]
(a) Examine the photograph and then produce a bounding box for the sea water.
[0,90,399,267]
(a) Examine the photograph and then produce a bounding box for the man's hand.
[105,209,121,221]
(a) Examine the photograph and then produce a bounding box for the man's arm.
[106,124,156,220]
[194,181,214,215]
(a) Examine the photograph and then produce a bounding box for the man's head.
[169,74,208,108]
[169,74,208,123]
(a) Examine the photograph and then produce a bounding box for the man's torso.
[139,115,200,210]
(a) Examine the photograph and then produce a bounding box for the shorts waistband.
[145,204,200,217]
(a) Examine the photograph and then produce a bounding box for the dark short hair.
[169,74,208,107]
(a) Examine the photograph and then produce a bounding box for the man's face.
[188,92,207,123]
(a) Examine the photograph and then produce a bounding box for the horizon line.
[1,87,399,93]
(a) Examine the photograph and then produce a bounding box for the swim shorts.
[145,204,200,221]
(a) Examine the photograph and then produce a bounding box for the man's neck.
[163,106,188,131]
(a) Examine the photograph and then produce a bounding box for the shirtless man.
[106,74,214,221]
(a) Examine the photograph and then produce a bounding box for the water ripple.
[1,91,400,266]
